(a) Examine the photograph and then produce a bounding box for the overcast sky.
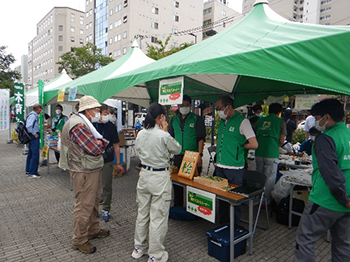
[1,0,242,68]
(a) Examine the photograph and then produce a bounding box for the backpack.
[15,113,36,145]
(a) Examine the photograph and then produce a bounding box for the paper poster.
[57,88,65,102]
[0,89,10,130]
[294,95,319,110]
[68,86,78,101]
[178,150,199,180]
[159,77,184,105]
[14,83,25,123]
[186,186,216,223]
[265,95,285,106]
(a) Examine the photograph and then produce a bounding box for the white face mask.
[56,109,62,115]
[101,115,110,124]
[315,115,327,132]
[255,113,261,117]
[179,106,191,115]
[217,106,228,120]
[91,111,101,123]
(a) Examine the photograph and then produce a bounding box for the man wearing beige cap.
[60,96,110,254]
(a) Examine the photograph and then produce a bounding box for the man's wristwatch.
[116,162,122,165]
[199,153,203,157]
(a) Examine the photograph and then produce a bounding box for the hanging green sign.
[14,83,25,122]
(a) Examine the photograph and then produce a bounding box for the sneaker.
[89,229,110,239]
[72,241,96,254]
[148,252,168,262]
[102,209,110,222]
[131,247,145,259]
[29,174,41,178]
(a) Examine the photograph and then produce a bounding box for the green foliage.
[56,42,114,79]
[0,46,21,96]
[292,128,306,144]
[146,36,193,60]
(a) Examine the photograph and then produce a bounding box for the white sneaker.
[131,247,145,259]
[148,251,168,262]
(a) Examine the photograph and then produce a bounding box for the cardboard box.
[118,133,126,147]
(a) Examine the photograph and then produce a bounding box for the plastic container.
[206,224,248,261]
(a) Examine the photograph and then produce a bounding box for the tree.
[146,36,193,60]
[56,42,114,79]
[0,46,21,96]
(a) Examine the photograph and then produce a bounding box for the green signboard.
[13,83,25,122]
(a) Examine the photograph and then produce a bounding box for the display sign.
[266,95,285,106]
[294,95,319,110]
[38,80,44,147]
[14,83,25,122]
[68,86,78,101]
[186,186,216,223]
[0,89,10,130]
[159,77,184,105]
[57,88,65,102]
[178,150,199,180]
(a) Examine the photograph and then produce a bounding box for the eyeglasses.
[215,105,227,111]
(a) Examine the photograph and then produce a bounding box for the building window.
[203,19,212,27]
[86,36,89,42]
[115,19,122,27]
[58,46,63,51]
[203,7,212,15]
[123,47,127,54]
[123,16,128,23]
[80,39,84,44]
[110,9,113,16]
[152,6,159,14]
[58,25,63,31]
[86,12,89,18]
[80,17,84,25]
[109,38,113,45]
[71,37,75,42]
[71,27,75,33]
[123,31,127,38]
[71,14,75,23]
[172,28,178,34]
[89,34,92,40]
[151,36,157,43]
[80,29,84,35]
[116,4,122,12]
[124,0,128,7]
[174,1,179,8]
[222,10,226,16]
[115,49,121,57]
[86,24,89,30]
[59,35,63,41]
[174,15,179,22]
[151,22,158,29]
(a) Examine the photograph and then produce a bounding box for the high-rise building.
[28,7,85,89]
[84,0,204,59]
[203,0,242,40]
[242,0,350,26]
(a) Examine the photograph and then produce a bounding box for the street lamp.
[188,33,197,44]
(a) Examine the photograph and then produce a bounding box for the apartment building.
[203,0,242,40]
[242,0,350,25]
[84,0,204,59]
[27,7,85,89]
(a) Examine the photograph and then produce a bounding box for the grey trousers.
[134,169,172,260]
[255,156,278,203]
[101,161,114,211]
[295,200,350,262]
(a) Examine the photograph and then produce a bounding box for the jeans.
[26,134,40,175]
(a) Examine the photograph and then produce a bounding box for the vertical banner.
[68,86,78,101]
[38,80,44,148]
[186,186,216,223]
[57,88,65,102]
[159,77,184,105]
[0,89,10,130]
[14,83,25,123]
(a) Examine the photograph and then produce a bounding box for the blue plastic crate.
[206,224,248,261]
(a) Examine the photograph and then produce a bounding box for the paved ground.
[0,125,332,262]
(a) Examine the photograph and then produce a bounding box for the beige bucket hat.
[79,96,101,112]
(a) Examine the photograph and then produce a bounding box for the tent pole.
[211,103,215,146]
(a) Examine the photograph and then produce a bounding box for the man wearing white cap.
[60,96,110,254]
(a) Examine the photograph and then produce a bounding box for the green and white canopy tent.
[55,0,350,108]
[44,41,155,107]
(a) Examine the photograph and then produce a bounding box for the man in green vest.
[168,95,206,207]
[52,104,68,162]
[215,95,258,224]
[295,99,350,261]
[255,103,286,204]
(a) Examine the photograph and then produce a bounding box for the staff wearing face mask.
[94,104,124,222]
[52,104,68,162]
[295,99,350,261]
[60,96,111,254]
[168,95,206,207]
[298,127,320,156]
[249,104,263,130]
[215,95,258,225]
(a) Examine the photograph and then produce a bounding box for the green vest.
[172,112,198,155]
[53,114,68,136]
[255,114,283,158]
[217,112,247,167]
[309,122,350,212]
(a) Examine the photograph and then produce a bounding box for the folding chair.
[241,170,270,232]
[206,145,217,175]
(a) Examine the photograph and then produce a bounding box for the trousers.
[70,170,102,245]
[101,161,114,211]
[255,156,278,203]
[25,135,40,175]
[134,169,172,260]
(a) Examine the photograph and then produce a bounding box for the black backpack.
[16,113,36,145]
